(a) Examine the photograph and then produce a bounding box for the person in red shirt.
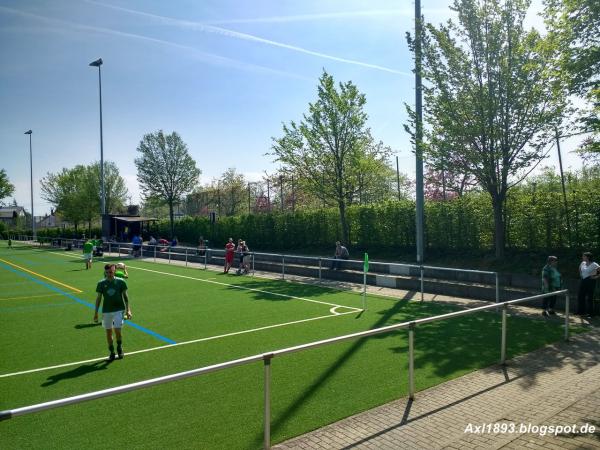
[224,238,235,273]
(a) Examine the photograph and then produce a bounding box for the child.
[115,262,129,279]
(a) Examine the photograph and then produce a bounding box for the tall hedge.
[148,184,599,253]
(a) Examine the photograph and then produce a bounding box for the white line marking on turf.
[0,309,360,379]
[130,265,362,312]
[48,250,362,313]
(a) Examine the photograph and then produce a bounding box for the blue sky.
[0,0,586,216]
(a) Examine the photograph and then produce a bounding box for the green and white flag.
[363,252,369,272]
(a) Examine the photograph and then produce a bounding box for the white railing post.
[500,304,507,365]
[318,258,322,282]
[154,245,156,262]
[420,266,424,302]
[204,250,207,270]
[263,355,272,450]
[118,244,121,258]
[185,248,188,267]
[282,255,285,280]
[495,273,500,303]
[252,253,255,276]
[565,292,570,342]
[408,323,415,400]
[168,247,171,264]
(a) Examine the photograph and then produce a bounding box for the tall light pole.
[89,58,105,218]
[414,0,425,264]
[24,130,35,240]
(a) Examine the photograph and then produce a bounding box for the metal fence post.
[500,304,507,365]
[420,266,424,302]
[408,323,415,400]
[263,354,273,450]
[154,245,156,262]
[252,253,255,276]
[118,244,121,258]
[565,292,570,341]
[318,258,322,282]
[282,255,285,280]
[495,273,500,303]
[168,247,171,264]
[204,250,207,270]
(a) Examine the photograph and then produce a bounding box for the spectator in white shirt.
[577,252,600,317]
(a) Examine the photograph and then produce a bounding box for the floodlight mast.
[24,130,35,240]
[414,0,425,264]
[89,58,106,218]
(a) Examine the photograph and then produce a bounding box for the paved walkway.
[274,326,600,449]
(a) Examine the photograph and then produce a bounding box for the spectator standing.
[541,256,561,317]
[242,241,251,274]
[578,252,600,317]
[236,239,244,273]
[198,236,206,256]
[224,238,235,273]
[132,235,142,257]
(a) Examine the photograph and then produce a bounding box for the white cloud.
[87,1,411,76]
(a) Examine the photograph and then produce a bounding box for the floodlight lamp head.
[24,130,32,135]
[89,58,103,67]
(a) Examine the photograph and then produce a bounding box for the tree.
[271,71,393,243]
[89,161,128,215]
[424,156,478,201]
[40,166,88,231]
[135,130,201,238]
[0,169,15,205]
[406,0,566,258]
[545,0,599,158]
[40,162,129,233]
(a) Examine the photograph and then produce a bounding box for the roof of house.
[0,206,26,219]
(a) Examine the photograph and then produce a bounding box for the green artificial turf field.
[0,242,575,449]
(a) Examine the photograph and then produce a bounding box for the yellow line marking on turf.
[0,258,83,293]
[0,309,360,378]
[0,293,63,302]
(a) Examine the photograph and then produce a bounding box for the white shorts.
[102,311,124,329]
[83,253,92,262]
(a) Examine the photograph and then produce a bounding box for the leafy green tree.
[40,162,129,233]
[406,0,566,258]
[545,0,599,157]
[140,195,170,220]
[89,161,128,215]
[135,130,201,238]
[40,166,88,231]
[271,71,394,244]
[0,169,15,205]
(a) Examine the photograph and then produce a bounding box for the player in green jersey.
[93,264,132,361]
[83,239,94,270]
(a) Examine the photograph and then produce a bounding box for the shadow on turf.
[41,360,112,387]
[252,290,418,448]
[74,323,102,329]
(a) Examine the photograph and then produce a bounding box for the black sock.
[117,340,122,351]
[109,344,115,354]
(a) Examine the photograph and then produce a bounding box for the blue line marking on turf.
[0,262,177,345]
